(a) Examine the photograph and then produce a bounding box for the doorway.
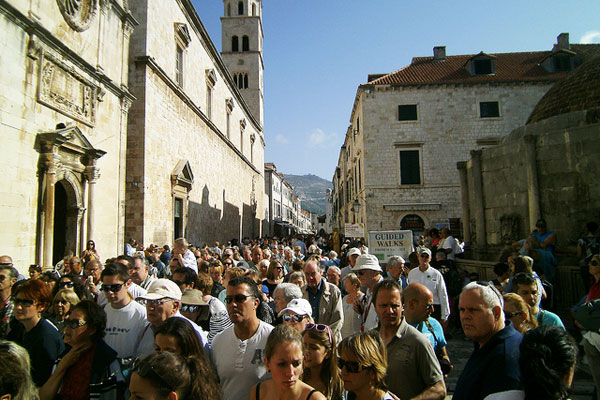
[52,182,67,265]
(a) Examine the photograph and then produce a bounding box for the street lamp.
[352,199,361,215]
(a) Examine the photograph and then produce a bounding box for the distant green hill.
[283,174,332,216]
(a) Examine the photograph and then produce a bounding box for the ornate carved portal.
[56,0,98,32]
[35,124,105,267]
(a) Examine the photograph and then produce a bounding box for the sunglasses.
[64,318,87,329]
[304,323,332,344]
[58,281,74,288]
[102,283,124,292]
[14,298,35,307]
[504,311,520,319]
[283,314,306,323]
[274,266,284,270]
[181,304,202,313]
[223,262,233,266]
[591,260,600,267]
[337,357,370,373]
[224,294,255,304]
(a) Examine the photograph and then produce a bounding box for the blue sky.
[192,0,600,181]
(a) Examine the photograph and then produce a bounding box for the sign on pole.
[345,223,364,238]
[368,230,414,262]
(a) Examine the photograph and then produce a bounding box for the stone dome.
[527,56,600,124]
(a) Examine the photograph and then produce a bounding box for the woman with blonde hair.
[249,325,326,400]
[48,289,80,334]
[341,273,363,338]
[503,293,538,334]
[302,324,344,399]
[338,331,396,400]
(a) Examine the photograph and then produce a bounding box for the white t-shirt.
[136,312,209,358]
[341,295,362,338]
[407,266,450,320]
[441,236,458,261]
[104,300,147,358]
[97,282,147,309]
[210,321,274,400]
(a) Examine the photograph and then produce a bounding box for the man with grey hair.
[272,282,303,316]
[326,266,341,288]
[453,281,522,400]
[129,254,156,290]
[387,255,408,289]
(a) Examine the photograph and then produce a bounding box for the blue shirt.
[307,279,324,323]
[453,322,522,400]
[409,317,447,352]
[536,309,565,329]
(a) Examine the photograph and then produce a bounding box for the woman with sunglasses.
[302,323,344,400]
[250,325,326,400]
[502,293,538,334]
[153,317,222,399]
[81,240,100,265]
[279,298,314,333]
[39,300,125,400]
[53,274,86,303]
[48,289,80,334]
[337,331,397,400]
[263,260,285,298]
[7,279,64,387]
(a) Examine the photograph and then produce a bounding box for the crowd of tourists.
[0,225,597,400]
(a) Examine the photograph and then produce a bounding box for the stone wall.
[0,1,134,270]
[463,109,600,250]
[126,0,264,246]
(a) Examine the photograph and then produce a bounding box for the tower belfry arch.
[35,123,106,267]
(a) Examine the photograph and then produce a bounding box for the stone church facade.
[0,0,136,268]
[332,34,593,240]
[125,0,265,246]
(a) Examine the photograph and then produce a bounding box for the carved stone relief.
[56,0,98,32]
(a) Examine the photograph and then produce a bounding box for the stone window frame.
[240,118,247,153]
[205,69,217,119]
[171,159,194,242]
[478,100,502,119]
[225,98,234,139]
[174,23,192,88]
[394,142,424,186]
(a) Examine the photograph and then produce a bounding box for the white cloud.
[308,128,338,148]
[275,134,289,144]
[580,30,600,44]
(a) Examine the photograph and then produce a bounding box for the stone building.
[332,33,596,241]
[0,0,136,268]
[263,162,306,237]
[459,55,600,257]
[125,0,265,246]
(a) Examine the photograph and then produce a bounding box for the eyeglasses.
[14,298,35,307]
[132,359,175,392]
[102,283,124,292]
[224,294,255,304]
[591,260,600,267]
[504,311,519,319]
[181,304,202,313]
[283,314,306,323]
[64,318,87,329]
[337,357,370,373]
[140,298,173,307]
[58,281,74,288]
[304,323,332,344]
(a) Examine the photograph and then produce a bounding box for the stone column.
[523,135,541,232]
[470,150,486,246]
[42,160,57,268]
[457,161,471,244]
[84,166,101,242]
[79,179,87,252]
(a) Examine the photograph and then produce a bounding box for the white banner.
[368,230,414,262]
[344,223,364,238]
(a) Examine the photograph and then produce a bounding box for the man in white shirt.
[353,254,383,332]
[136,279,208,358]
[101,263,147,365]
[340,247,361,282]
[172,237,198,273]
[407,247,450,328]
[439,227,459,263]
[211,276,273,400]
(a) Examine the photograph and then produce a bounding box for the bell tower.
[221,0,264,126]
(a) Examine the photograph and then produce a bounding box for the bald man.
[403,283,452,374]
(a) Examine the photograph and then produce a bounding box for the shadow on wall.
[186,184,259,244]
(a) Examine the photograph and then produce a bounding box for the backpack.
[575,299,600,332]
[442,267,463,297]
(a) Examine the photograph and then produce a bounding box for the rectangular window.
[358,159,362,189]
[474,59,493,75]
[398,105,418,121]
[399,150,421,185]
[206,85,213,119]
[480,101,500,118]
[175,46,184,87]
[174,197,183,238]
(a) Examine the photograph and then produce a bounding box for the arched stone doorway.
[400,214,425,237]
[35,124,105,268]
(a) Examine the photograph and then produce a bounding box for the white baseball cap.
[137,279,182,301]
[278,298,313,317]
[347,247,361,257]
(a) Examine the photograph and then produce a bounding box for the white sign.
[368,230,414,262]
[345,223,364,238]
